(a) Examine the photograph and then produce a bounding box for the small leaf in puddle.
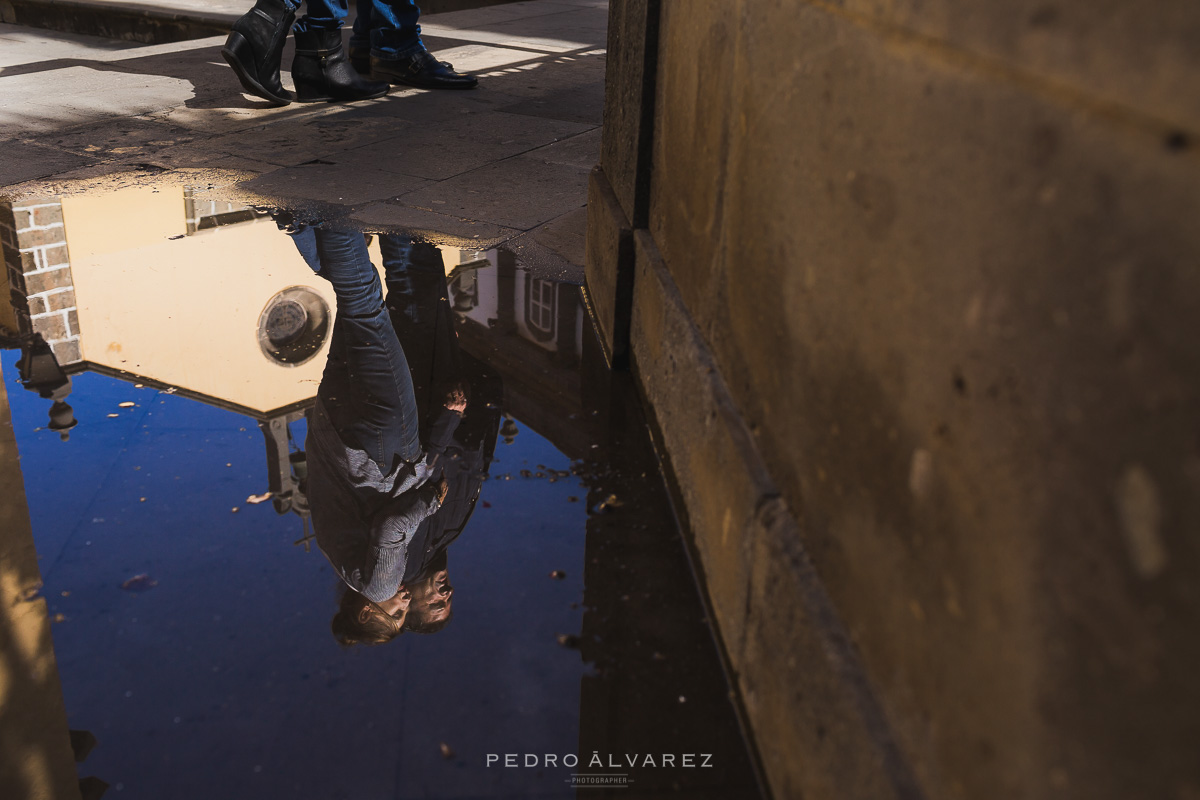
[549,570,566,580]
[589,494,623,514]
[52,613,67,623]
[119,402,136,408]
[246,492,273,504]
[107,413,119,418]
[121,574,158,592]
[439,742,455,759]
[556,633,580,648]
[231,507,240,513]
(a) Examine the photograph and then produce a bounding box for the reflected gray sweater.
[307,398,442,603]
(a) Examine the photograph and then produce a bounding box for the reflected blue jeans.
[290,226,423,470]
[290,0,423,58]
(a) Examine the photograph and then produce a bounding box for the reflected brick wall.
[0,199,82,364]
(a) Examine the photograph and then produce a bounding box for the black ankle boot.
[291,29,390,103]
[370,47,478,90]
[221,0,296,105]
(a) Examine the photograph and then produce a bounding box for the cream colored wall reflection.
[61,187,337,414]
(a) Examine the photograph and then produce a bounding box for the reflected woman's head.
[330,589,406,646]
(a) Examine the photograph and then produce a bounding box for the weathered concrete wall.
[588,1,1200,799]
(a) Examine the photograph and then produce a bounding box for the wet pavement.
[0,186,764,798]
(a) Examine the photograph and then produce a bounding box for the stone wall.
[587,2,1200,799]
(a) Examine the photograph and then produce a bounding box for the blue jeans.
[291,0,423,58]
[290,226,423,470]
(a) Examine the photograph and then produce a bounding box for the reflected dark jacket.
[402,415,487,583]
[307,398,442,603]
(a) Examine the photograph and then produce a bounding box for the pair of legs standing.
[223,0,475,107]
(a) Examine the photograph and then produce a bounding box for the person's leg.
[290,0,389,101]
[367,0,422,60]
[303,228,422,468]
[364,0,477,88]
[292,0,347,34]
[348,0,375,62]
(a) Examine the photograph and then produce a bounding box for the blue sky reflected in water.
[4,351,589,799]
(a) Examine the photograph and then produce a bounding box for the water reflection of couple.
[286,223,496,645]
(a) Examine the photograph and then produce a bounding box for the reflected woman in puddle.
[284,221,464,645]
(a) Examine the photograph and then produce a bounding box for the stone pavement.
[0,0,606,269]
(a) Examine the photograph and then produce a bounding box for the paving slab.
[0,20,139,65]
[24,116,199,159]
[395,150,589,230]
[328,109,592,181]
[500,204,588,278]
[238,162,432,206]
[0,140,98,184]
[0,65,194,136]
[349,201,520,247]
[518,125,600,169]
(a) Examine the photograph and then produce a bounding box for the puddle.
[0,187,763,798]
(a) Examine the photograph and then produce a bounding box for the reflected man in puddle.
[385,240,501,633]
[285,221,463,645]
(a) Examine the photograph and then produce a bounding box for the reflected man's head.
[403,553,454,634]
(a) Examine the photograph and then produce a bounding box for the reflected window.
[524,278,556,342]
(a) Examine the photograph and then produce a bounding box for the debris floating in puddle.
[121,574,158,592]
[556,633,580,649]
[119,401,136,408]
[589,494,623,514]
[439,743,455,759]
[549,570,566,580]
[246,492,273,504]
